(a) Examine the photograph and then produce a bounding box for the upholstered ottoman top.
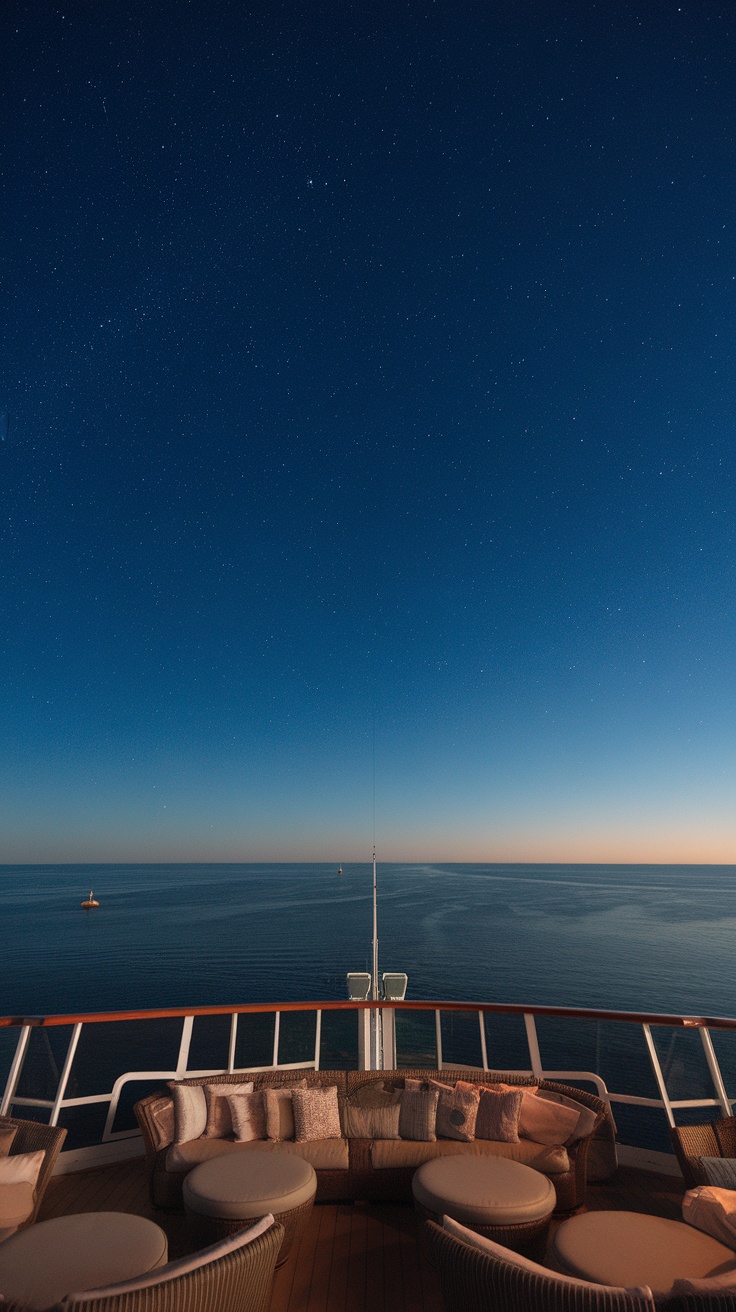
[0,1211,168,1311]
[412,1154,556,1227]
[552,1210,736,1294]
[183,1147,317,1219]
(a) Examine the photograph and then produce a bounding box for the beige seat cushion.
[413,1154,556,1227]
[372,1136,569,1174]
[183,1147,317,1219]
[0,1181,36,1231]
[552,1210,736,1295]
[167,1134,348,1172]
[0,1211,168,1311]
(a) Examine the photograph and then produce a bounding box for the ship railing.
[1,1000,735,1172]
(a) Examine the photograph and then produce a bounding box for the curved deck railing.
[1,999,734,1169]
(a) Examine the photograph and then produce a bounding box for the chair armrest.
[134,1093,175,1155]
[715,1116,736,1159]
[670,1122,720,1188]
[424,1220,655,1312]
[0,1114,67,1225]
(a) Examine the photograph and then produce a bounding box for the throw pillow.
[536,1090,599,1143]
[519,1093,580,1145]
[342,1098,402,1139]
[263,1080,308,1141]
[0,1148,45,1189]
[168,1082,207,1143]
[429,1079,480,1142]
[496,1083,579,1145]
[292,1087,342,1141]
[203,1082,254,1138]
[227,1089,266,1142]
[683,1185,736,1247]
[0,1125,18,1156]
[701,1157,736,1190]
[671,1271,736,1295]
[348,1081,401,1108]
[399,1086,440,1142]
[475,1086,523,1142]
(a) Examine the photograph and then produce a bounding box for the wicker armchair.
[58,1218,284,1312]
[670,1117,736,1189]
[0,1113,67,1226]
[424,1220,657,1312]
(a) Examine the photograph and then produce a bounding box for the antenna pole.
[372,845,378,1001]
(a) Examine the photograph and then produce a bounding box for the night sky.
[2,1,735,863]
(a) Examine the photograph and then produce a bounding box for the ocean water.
[2,862,735,1152]
[1,861,734,1018]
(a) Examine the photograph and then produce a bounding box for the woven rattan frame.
[670,1116,736,1189]
[60,1220,284,1312]
[135,1069,347,1209]
[185,1194,314,1268]
[345,1069,607,1212]
[415,1197,552,1262]
[424,1219,658,1312]
[0,1113,68,1226]
[135,1067,607,1213]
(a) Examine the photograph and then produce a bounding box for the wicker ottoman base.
[412,1155,556,1264]
[185,1194,314,1267]
[414,1198,550,1261]
[182,1150,317,1269]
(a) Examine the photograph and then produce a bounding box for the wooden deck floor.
[39,1157,686,1311]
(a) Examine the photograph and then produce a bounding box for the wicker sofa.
[135,1068,612,1216]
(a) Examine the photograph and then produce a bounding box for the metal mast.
[372,844,378,1002]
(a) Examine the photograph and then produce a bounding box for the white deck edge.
[53,1137,146,1174]
[616,1144,682,1176]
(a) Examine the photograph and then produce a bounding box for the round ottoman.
[0,1212,168,1312]
[412,1155,556,1258]
[183,1149,316,1267]
[552,1211,736,1295]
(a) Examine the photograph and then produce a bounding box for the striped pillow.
[399,1086,439,1141]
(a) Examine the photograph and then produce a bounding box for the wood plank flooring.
[38,1157,685,1311]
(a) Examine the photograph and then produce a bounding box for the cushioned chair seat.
[167,1135,348,1173]
[0,1180,36,1232]
[552,1210,736,1295]
[183,1150,317,1220]
[413,1154,556,1227]
[372,1136,569,1173]
[0,1211,169,1311]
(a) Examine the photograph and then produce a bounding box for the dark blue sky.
[2,1,735,861]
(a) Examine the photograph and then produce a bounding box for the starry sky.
[2,0,735,864]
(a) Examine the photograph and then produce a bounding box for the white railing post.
[642,1023,676,1128]
[478,1011,489,1070]
[524,1014,544,1079]
[0,1025,32,1115]
[382,1006,397,1069]
[699,1027,733,1118]
[227,1013,238,1073]
[435,1010,443,1068]
[314,1010,322,1071]
[272,1012,281,1068]
[49,1024,83,1127]
[358,1008,371,1069]
[175,1017,194,1077]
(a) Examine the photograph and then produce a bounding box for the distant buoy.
[81,891,99,909]
[338,866,343,875]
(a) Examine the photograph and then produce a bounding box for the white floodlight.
[381,972,408,1001]
[347,971,372,1001]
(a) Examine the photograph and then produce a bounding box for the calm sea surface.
[1,862,734,1019]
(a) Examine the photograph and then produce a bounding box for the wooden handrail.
[1,999,735,1031]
